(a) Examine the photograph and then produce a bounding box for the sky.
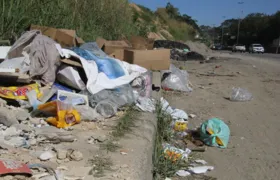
[131,0,280,26]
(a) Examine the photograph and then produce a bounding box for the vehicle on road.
[249,44,265,53]
[211,44,223,50]
[232,44,246,52]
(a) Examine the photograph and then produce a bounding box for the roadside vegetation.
[0,0,201,43]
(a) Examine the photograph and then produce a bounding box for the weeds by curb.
[88,155,113,177]
[100,106,138,153]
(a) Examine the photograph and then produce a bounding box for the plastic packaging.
[136,97,155,112]
[26,90,42,109]
[230,87,253,102]
[161,64,192,92]
[82,85,135,109]
[72,47,125,79]
[131,71,152,98]
[161,97,188,120]
[0,83,41,100]
[75,105,101,121]
[172,120,188,132]
[200,118,230,148]
[38,101,81,128]
[163,143,191,162]
[80,42,108,58]
[95,99,118,118]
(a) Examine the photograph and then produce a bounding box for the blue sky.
[131,0,280,26]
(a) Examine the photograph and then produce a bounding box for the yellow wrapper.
[0,84,41,100]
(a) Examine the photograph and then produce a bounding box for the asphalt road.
[223,50,280,61]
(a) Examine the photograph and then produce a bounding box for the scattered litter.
[161,98,188,120]
[195,159,208,165]
[95,99,118,118]
[38,101,81,128]
[136,97,155,112]
[0,159,32,176]
[176,170,191,177]
[0,83,41,100]
[39,151,54,161]
[230,87,253,102]
[172,120,188,132]
[57,90,89,106]
[200,118,230,148]
[120,150,128,155]
[163,144,191,162]
[188,166,214,174]
[189,114,196,118]
[75,105,101,121]
[161,64,193,92]
[57,65,86,90]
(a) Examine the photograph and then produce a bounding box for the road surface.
[222,51,280,61]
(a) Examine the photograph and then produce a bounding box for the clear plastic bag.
[81,85,135,108]
[161,64,193,92]
[230,87,252,102]
[75,105,101,121]
[95,100,118,118]
[131,71,152,98]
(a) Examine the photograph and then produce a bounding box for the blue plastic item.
[200,118,230,148]
[71,47,125,79]
[80,42,108,58]
[50,83,73,101]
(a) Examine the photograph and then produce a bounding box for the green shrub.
[0,0,136,41]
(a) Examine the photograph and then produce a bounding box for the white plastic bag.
[161,64,192,92]
[161,98,188,120]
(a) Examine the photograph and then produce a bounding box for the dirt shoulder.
[165,56,280,180]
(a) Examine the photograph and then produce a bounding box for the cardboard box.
[123,49,170,70]
[129,36,154,50]
[30,25,84,47]
[96,37,131,60]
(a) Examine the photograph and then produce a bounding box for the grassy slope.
[131,4,197,41]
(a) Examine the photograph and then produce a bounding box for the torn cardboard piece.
[123,49,170,70]
[30,25,84,47]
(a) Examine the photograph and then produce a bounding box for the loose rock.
[15,110,30,121]
[56,149,68,160]
[0,108,19,127]
[68,150,83,161]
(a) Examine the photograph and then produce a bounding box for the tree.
[166,2,180,18]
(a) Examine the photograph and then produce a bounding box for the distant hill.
[130,3,199,41]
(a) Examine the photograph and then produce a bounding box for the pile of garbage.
[0,24,225,179]
[154,40,205,61]
[0,25,172,179]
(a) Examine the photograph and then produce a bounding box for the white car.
[249,44,264,53]
[232,44,246,52]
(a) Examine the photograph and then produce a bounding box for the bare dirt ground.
[165,55,280,180]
